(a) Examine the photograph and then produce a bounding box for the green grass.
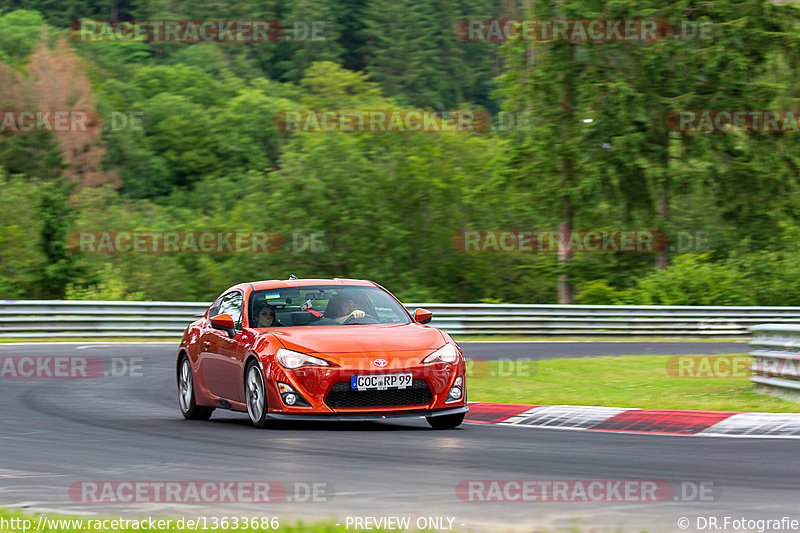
[0,509,627,533]
[468,354,800,412]
[0,509,410,533]
[451,335,746,342]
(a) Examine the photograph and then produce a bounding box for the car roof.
[245,278,377,291]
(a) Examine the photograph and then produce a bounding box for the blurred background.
[0,0,798,305]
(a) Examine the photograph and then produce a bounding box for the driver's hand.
[350,310,365,319]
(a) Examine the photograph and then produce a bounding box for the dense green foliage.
[1,0,800,304]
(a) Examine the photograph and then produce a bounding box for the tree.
[34,178,81,298]
[0,170,42,297]
[494,1,607,303]
[29,37,119,188]
[362,0,497,109]
[591,0,800,268]
[0,9,46,64]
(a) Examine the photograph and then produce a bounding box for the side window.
[218,291,244,330]
[208,296,223,318]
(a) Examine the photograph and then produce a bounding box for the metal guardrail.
[2,300,800,338]
[748,324,800,397]
[0,301,204,337]
[406,304,800,336]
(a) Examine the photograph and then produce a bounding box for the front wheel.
[178,356,214,420]
[426,412,465,430]
[245,360,269,428]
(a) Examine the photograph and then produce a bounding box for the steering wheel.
[344,313,378,324]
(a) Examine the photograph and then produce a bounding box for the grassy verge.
[0,509,396,533]
[467,354,800,412]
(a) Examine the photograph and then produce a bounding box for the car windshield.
[248,285,411,327]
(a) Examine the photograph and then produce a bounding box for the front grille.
[325,380,433,409]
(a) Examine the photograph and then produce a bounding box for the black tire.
[426,412,465,430]
[245,360,269,428]
[177,356,214,420]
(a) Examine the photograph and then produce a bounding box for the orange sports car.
[176,277,467,429]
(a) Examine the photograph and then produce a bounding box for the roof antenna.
[288,274,298,280]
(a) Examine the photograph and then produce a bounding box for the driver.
[324,295,366,324]
[254,304,282,327]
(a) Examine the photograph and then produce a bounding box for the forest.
[1,0,800,304]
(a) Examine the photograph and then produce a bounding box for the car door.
[203,290,249,403]
[195,294,223,396]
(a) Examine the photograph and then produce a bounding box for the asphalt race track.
[0,342,796,533]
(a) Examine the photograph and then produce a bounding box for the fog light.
[446,374,464,402]
[277,382,311,407]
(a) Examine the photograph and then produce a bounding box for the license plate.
[351,373,413,390]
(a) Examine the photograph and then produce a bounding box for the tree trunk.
[655,187,670,269]
[558,199,575,303]
[557,43,576,304]
[656,131,671,270]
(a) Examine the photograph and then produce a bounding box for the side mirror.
[210,314,236,338]
[414,308,433,324]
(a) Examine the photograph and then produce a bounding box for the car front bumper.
[264,405,468,422]
[263,356,467,415]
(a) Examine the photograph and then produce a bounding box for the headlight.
[276,348,331,369]
[422,343,458,364]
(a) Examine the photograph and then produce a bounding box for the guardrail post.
[748,324,800,403]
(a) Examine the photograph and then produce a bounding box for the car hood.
[267,323,446,355]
